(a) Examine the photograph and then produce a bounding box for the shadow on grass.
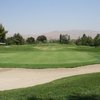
[71,47,100,53]
[27,96,54,100]
[27,94,100,100]
[67,94,100,100]
[27,96,42,100]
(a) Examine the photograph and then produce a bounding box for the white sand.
[0,64,100,91]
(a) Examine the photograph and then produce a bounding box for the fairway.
[0,44,100,68]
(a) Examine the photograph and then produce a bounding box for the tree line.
[59,33,100,47]
[0,24,100,47]
[0,24,47,45]
[6,34,47,45]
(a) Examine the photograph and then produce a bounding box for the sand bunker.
[0,64,100,91]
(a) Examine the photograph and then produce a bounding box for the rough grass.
[0,73,100,100]
[0,44,100,68]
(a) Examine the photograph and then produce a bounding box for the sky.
[0,0,100,35]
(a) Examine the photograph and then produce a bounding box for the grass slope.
[0,73,100,100]
[0,44,100,68]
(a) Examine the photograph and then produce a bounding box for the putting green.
[0,44,100,68]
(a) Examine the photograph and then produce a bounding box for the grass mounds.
[0,73,100,100]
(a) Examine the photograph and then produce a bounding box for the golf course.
[0,44,100,100]
[0,44,100,68]
[1,0,100,99]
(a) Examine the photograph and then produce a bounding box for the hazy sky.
[0,0,100,35]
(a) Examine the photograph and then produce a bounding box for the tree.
[26,37,35,44]
[36,35,47,43]
[0,24,8,43]
[94,34,100,47]
[60,34,70,44]
[75,37,82,45]
[76,34,94,46]
[13,33,25,45]
[81,34,88,45]
[60,34,62,43]
[87,36,94,46]
[6,37,14,45]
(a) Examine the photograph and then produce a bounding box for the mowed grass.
[0,73,100,100]
[0,43,100,68]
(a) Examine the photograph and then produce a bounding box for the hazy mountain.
[7,30,100,40]
[42,30,100,40]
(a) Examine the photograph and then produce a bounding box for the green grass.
[0,73,100,100]
[0,44,100,68]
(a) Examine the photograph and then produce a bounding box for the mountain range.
[7,30,100,40]
[40,30,100,40]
